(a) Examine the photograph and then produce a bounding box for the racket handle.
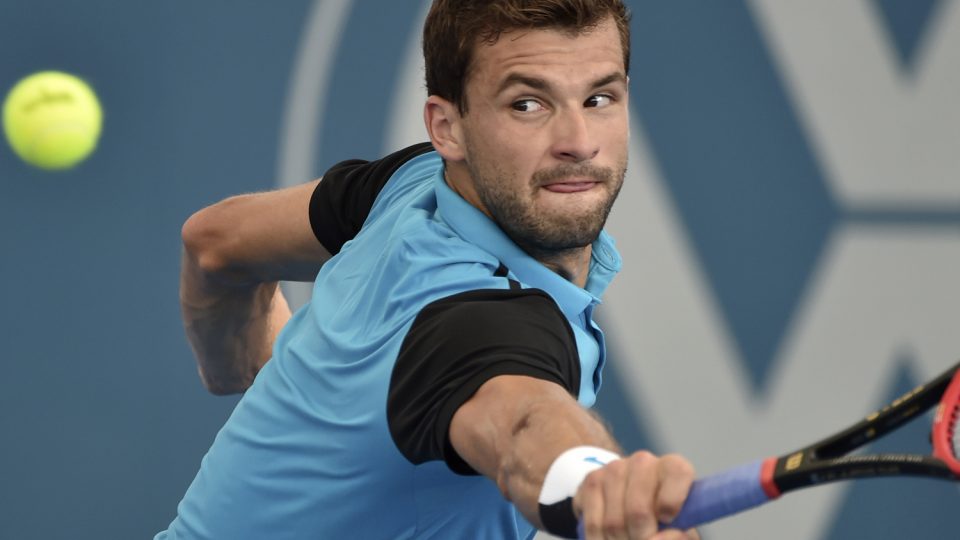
[576,458,776,538]
[662,459,774,530]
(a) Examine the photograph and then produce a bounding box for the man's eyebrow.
[590,72,627,89]
[495,72,627,95]
[496,74,550,95]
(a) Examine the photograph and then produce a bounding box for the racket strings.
[950,402,960,460]
[933,365,960,470]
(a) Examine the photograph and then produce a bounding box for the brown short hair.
[423,0,631,113]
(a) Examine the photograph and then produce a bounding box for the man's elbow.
[180,198,244,277]
[197,366,252,396]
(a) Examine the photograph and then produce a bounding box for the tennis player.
[158,1,697,539]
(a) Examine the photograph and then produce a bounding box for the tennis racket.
[579,359,960,536]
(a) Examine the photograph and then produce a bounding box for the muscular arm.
[179,179,332,394]
[182,143,436,395]
[450,375,618,521]
[450,376,698,539]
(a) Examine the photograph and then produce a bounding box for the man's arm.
[179,179,332,395]
[450,375,698,540]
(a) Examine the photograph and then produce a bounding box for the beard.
[465,156,626,259]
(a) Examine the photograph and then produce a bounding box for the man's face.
[454,17,629,256]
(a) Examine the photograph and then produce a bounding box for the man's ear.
[424,95,466,162]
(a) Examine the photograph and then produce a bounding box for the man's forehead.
[469,19,624,74]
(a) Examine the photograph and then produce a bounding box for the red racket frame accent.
[932,370,960,475]
[759,457,780,498]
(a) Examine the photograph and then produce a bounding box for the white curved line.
[276,0,354,189]
[383,0,433,153]
[276,0,354,308]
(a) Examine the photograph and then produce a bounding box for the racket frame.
[767,360,960,496]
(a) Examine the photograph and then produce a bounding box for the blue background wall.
[2,1,958,538]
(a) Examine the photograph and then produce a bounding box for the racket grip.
[661,459,773,530]
[576,459,776,538]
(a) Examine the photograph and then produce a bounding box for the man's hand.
[574,452,699,540]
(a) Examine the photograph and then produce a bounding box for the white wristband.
[538,446,622,505]
[537,446,621,538]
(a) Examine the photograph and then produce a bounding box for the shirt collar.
[434,168,622,319]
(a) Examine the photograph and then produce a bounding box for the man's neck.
[530,245,593,289]
[443,168,595,288]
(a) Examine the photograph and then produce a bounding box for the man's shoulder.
[386,215,505,294]
[366,143,441,212]
[328,191,508,314]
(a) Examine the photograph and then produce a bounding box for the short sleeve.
[387,288,581,475]
[309,142,434,254]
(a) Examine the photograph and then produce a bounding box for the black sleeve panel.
[309,142,435,254]
[388,288,581,475]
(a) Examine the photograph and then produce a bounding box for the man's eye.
[585,95,613,108]
[512,99,544,113]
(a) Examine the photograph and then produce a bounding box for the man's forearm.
[179,249,291,395]
[176,180,328,394]
[500,396,621,524]
[450,376,620,528]
[451,376,697,539]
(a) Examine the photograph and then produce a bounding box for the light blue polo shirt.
[158,150,621,539]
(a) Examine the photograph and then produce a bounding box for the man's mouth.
[541,180,598,193]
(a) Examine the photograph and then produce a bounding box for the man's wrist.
[538,446,621,538]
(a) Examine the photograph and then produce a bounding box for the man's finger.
[599,459,629,540]
[649,528,700,540]
[653,454,695,525]
[622,451,660,539]
[575,469,606,540]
